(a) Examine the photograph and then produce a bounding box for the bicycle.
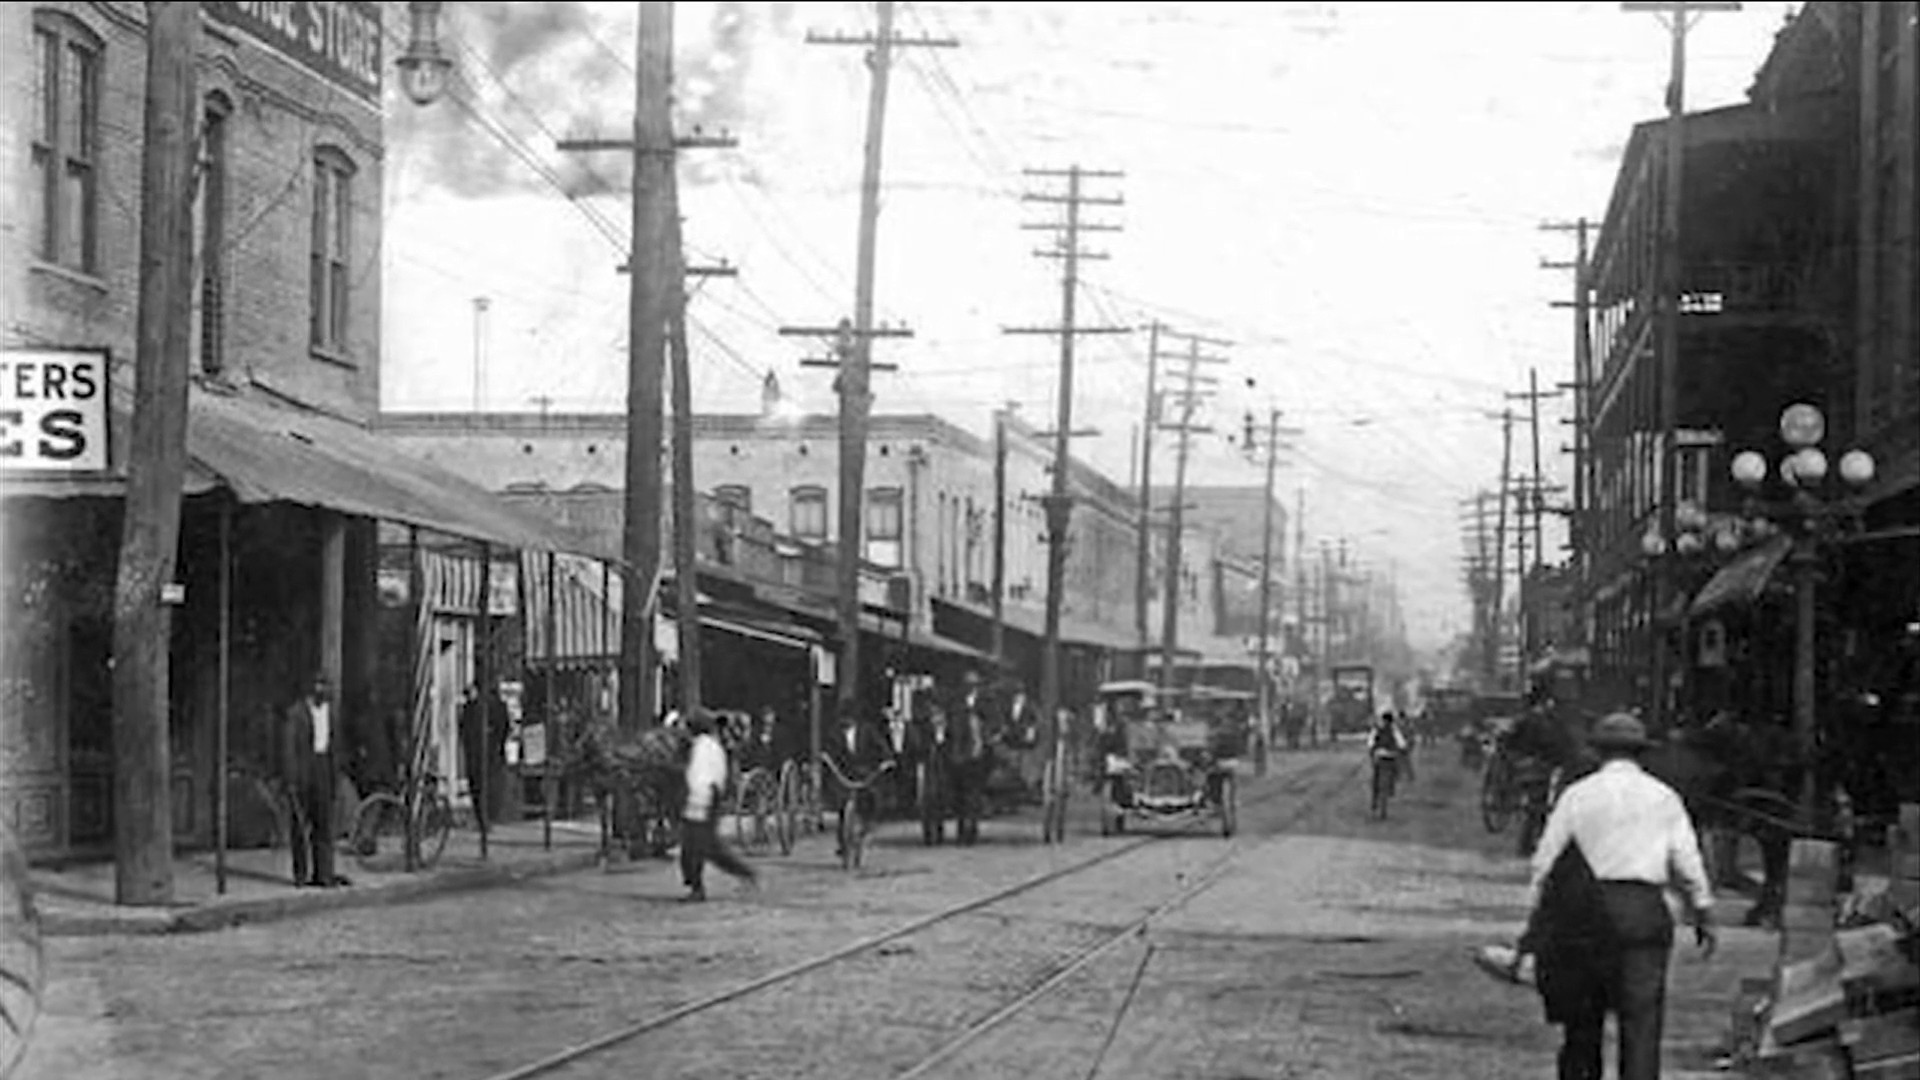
[347,766,454,873]
[1370,748,1402,820]
[820,756,896,871]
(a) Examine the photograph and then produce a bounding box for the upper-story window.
[192,95,232,376]
[866,487,903,568]
[310,148,356,356]
[714,484,751,515]
[31,11,101,274]
[790,485,828,541]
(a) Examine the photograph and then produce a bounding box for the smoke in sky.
[387,2,800,200]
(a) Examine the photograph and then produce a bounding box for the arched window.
[311,147,356,356]
[714,484,751,515]
[31,11,102,272]
[193,93,233,375]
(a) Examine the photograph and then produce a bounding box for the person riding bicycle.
[1369,711,1413,790]
[826,703,893,856]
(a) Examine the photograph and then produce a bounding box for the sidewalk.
[32,816,608,936]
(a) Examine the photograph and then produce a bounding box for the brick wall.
[0,1,384,435]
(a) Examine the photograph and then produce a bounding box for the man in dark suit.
[827,703,892,854]
[281,671,347,888]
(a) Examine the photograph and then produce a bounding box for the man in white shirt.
[280,671,346,888]
[679,711,756,902]
[1520,712,1716,1080]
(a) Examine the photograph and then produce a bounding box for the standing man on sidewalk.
[1520,711,1716,1080]
[281,672,347,889]
[679,711,756,902]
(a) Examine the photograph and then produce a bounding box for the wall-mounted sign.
[0,347,109,472]
[202,2,384,104]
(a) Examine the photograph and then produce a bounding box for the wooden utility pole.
[666,209,702,721]
[557,3,737,731]
[1155,332,1231,692]
[1623,0,1742,733]
[990,405,1010,664]
[1459,491,1499,687]
[1245,407,1300,775]
[1133,322,1163,653]
[785,3,954,718]
[1005,165,1128,748]
[110,0,198,905]
[1542,218,1594,563]
[1493,410,1515,691]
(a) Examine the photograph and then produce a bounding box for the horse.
[551,714,687,863]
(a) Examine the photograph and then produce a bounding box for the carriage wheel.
[773,764,797,855]
[1481,754,1513,834]
[1219,774,1238,838]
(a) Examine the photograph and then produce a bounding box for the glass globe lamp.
[1839,449,1876,488]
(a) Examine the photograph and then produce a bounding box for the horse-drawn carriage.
[1095,681,1239,837]
[899,684,1073,846]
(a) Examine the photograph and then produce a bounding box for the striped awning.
[520,551,624,665]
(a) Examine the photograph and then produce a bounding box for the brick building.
[1576,3,1918,805]
[0,4,585,863]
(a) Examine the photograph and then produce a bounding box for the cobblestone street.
[17,746,1775,1080]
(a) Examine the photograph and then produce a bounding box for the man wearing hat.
[1518,711,1716,1080]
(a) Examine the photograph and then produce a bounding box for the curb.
[40,849,603,937]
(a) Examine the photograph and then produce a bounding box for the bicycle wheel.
[1481,754,1513,834]
[414,795,453,869]
[350,793,409,872]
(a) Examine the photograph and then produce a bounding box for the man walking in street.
[680,711,756,902]
[1519,711,1717,1080]
[281,672,348,889]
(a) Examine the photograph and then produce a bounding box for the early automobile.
[1093,681,1238,838]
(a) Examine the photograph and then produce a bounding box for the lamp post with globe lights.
[1727,403,1875,822]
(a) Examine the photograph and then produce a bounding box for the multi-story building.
[1579,2,1919,744]
[0,4,582,862]
[379,404,1158,708]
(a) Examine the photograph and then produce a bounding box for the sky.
[379,0,1805,654]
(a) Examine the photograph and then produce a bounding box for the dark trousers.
[1551,882,1673,1080]
[289,764,336,887]
[678,817,754,893]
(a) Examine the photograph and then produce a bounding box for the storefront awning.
[8,379,615,560]
[1690,535,1793,617]
[190,384,616,560]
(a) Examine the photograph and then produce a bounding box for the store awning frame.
[1689,535,1793,618]
[4,376,615,562]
